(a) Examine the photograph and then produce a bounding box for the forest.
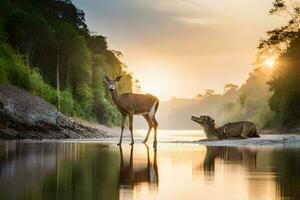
[0,0,133,126]
[1,0,300,130]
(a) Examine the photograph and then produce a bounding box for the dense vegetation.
[0,0,133,126]
[258,0,300,127]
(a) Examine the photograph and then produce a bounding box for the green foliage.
[29,68,57,104]
[0,0,132,126]
[258,0,300,61]
[0,42,31,90]
[260,0,300,127]
[268,36,300,126]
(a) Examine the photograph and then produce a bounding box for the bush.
[60,88,76,116]
[0,43,31,89]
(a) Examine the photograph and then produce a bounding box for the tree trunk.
[26,51,30,72]
[56,50,60,111]
[66,57,70,88]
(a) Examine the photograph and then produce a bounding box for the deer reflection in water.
[119,144,159,189]
[202,146,257,175]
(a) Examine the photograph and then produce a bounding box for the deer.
[105,73,159,147]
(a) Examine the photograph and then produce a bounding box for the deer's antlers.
[115,72,122,81]
[115,72,122,78]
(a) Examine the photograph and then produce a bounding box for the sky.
[73,0,283,100]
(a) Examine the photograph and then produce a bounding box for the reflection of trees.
[270,149,300,199]
[201,146,300,200]
[119,144,158,189]
[0,142,159,200]
[202,146,257,175]
[42,143,120,200]
[0,142,120,200]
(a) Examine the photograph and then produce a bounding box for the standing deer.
[105,74,159,147]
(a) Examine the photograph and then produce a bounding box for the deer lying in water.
[105,74,159,147]
[191,115,259,140]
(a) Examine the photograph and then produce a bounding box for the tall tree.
[259,0,300,125]
[5,9,54,68]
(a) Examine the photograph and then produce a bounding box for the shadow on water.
[0,141,299,200]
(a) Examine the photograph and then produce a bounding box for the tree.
[257,0,300,62]
[205,89,215,97]
[268,35,300,124]
[259,0,300,125]
[5,9,54,68]
[224,84,239,93]
[196,94,203,100]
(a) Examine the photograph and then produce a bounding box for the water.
[0,130,300,200]
[111,129,205,142]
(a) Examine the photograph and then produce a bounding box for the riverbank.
[1,85,300,143]
[0,85,111,140]
[176,135,300,147]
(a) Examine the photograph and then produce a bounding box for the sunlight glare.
[137,60,173,100]
[264,58,275,68]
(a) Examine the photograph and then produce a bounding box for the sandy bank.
[185,135,300,147]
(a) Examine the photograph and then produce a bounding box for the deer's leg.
[129,114,134,145]
[119,146,124,173]
[145,144,150,178]
[143,114,153,143]
[152,115,158,148]
[240,125,248,139]
[153,147,159,184]
[118,114,127,146]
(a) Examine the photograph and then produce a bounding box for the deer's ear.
[105,76,110,82]
[115,76,122,82]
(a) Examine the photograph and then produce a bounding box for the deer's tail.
[154,100,159,113]
[149,100,159,118]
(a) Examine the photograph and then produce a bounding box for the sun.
[264,58,275,68]
[135,60,173,100]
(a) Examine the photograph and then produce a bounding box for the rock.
[0,85,110,140]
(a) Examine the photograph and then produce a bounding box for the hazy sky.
[73,0,282,100]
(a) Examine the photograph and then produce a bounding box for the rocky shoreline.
[0,85,111,140]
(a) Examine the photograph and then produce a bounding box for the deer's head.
[191,115,215,127]
[105,74,122,91]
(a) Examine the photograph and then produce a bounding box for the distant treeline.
[0,0,133,125]
[152,67,273,130]
[152,0,300,130]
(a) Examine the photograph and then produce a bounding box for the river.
[0,130,299,200]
